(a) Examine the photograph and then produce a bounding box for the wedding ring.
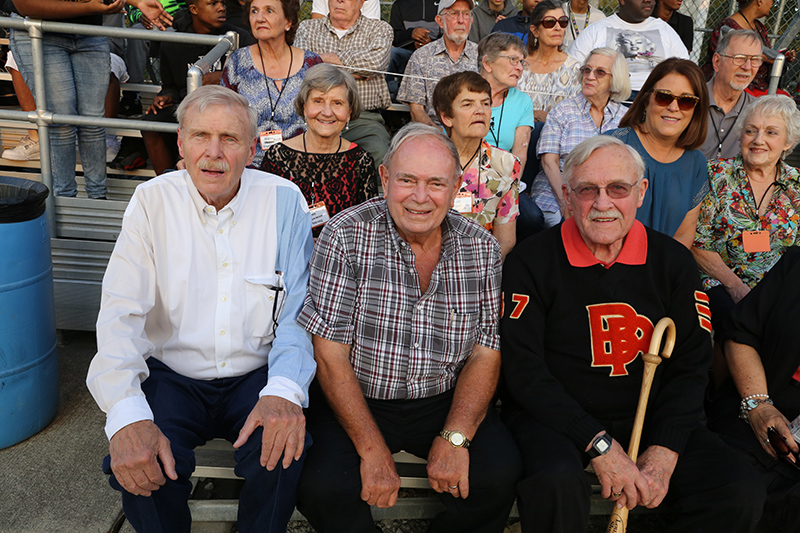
[612,492,622,498]
[449,485,458,489]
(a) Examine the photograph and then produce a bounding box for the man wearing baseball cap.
[398,0,480,127]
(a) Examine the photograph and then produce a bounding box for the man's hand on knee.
[109,420,178,497]
[426,436,471,499]
[234,396,305,471]
[359,449,401,508]
[592,438,650,510]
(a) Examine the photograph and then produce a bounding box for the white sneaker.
[2,135,40,161]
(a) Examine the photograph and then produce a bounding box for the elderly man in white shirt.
[86,85,315,533]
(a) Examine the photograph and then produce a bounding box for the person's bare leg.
[106,74,120,118]
[9,67,37,141]
[142,131,174,175]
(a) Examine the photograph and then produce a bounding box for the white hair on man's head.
[383,122,461,181]
[562,136,645,187]
[177,85,258,141]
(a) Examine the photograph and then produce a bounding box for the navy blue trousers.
[103,358,307,533]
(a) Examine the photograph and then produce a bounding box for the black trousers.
[296,387,522,533]
[506,411,766,533]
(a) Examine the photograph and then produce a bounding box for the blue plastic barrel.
[0,177,58,450]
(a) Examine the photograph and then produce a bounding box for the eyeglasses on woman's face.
[579,66,611,79]
[498,55,528,68]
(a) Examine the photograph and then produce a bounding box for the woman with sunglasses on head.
[517,0,581,123]
[691,96,800,367]
[478,32,535,176]
[702,0,796,96]
[605,57,709,247]
[530,47,630,227]
[705,245,800,531]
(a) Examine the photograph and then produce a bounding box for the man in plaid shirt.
[295,0,392,169]
[295,123,521,533]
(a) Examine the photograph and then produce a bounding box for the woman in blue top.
[478,33,535,177]
[605,58,709,247]
[222,0,322,166]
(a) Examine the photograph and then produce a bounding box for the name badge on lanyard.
[453,191,473,214]
[259,130,283,150]
[309,201,331,229]
[742,230,770,253]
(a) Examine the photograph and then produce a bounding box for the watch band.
[587,433,612,459]
[439,429,471,448]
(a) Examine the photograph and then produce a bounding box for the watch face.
[596,438,610,454]
[451,433,465,446]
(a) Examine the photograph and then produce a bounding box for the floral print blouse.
[459,140,520,229]
[694,156,800,290]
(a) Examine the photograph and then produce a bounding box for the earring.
[641,109,646,123]
[345,121,350,131]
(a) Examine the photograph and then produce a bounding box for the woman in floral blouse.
[693,95,800,334]
[433,71,520,261]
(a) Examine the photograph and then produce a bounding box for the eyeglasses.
[652,89,700,111]
[539,16,568,28]
[498,55,529,68]
[579,66,611,79]
[570,181,638,200]
[767,427,800,470]
[718,53,764,67]
[441,10,473,21]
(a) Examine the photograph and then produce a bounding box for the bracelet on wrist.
[739,396,774,423]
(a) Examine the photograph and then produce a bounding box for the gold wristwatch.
[439,429,471,448]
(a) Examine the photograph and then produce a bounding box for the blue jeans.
[11,23,109,198]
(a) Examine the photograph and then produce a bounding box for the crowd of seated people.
[9,0,800,529]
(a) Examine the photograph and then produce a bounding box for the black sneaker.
[109,151,147,170]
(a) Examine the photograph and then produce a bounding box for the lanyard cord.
[488,91,507,147]
[752,166,780,215]
[258,44,293,122]
[303,131,342,203]
[709,95,747,159]
[569,5,590,41]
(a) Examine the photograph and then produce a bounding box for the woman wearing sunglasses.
[517,0,581,123]
[706,246,800,531]
[529,47,630,227]
[605,58,709,247]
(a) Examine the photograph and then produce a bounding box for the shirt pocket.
[430,309,480,365]
[244,274,285,342]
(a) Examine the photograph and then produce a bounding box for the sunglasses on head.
[767,427,800,470]
[652,89,699,111]
[539,16,568,29]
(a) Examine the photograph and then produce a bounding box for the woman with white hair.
[260,64,377,237]
[693,94,800,335]
[530,47,631,227]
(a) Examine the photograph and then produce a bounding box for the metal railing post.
[23,18,55,233]
[768,53,786,95]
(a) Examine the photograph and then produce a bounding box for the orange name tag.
[259,130,283,150]
[742,230,770,253]
[309,201,331,229]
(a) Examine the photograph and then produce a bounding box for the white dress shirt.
[87,169,315,440]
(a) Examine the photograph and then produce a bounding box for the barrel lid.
[0,177,49,223]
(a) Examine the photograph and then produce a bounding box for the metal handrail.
[0,16,238,231]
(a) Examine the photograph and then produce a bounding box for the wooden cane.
[606,317,676,533]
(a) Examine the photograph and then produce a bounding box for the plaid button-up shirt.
[298,198,502,400]
[295,15,392,111]
[397,38,479,125]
